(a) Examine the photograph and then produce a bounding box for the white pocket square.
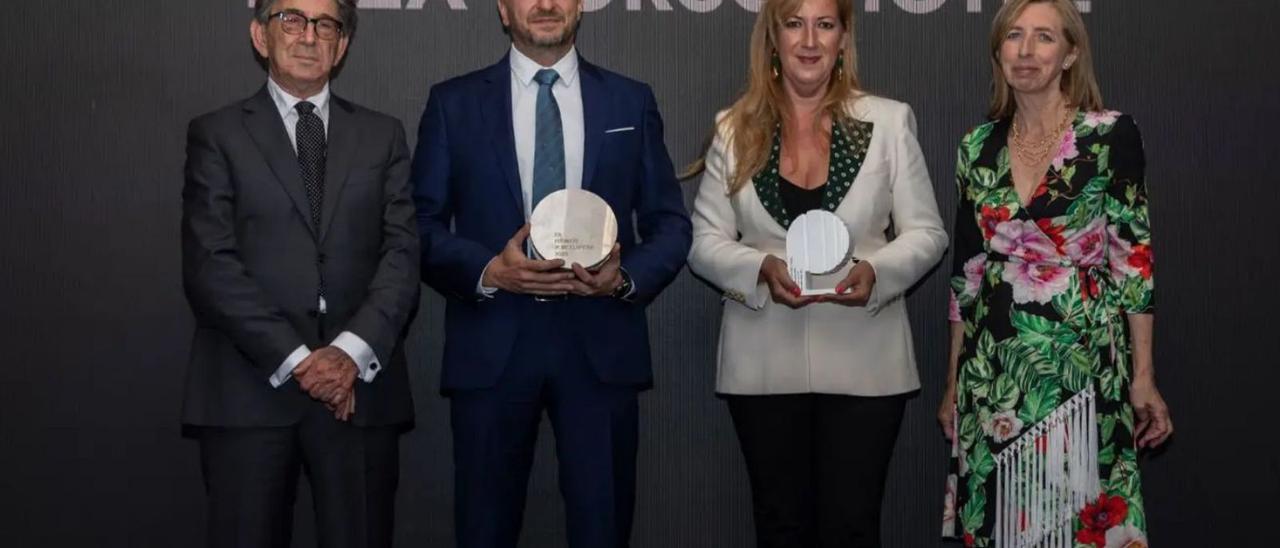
[604,126,635,134]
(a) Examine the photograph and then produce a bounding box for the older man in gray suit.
[180,1,418,546]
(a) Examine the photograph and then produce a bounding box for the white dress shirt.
[476,46,587,296]
[510,45,585,218]
[263,77,381,388]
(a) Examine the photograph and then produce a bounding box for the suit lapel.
[319,94,357,242]
[579,61,606,192]
[480,58,525,214]
[753,130,789,229]
[820,119,874,213]
[754,118,876,230]
[243,87,316,239]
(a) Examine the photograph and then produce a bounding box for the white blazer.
[688,95,947,396]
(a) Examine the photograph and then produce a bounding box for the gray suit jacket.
[181,86,419,428]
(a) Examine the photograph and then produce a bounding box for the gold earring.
[771,51,781,80]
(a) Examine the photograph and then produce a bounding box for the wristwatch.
[611,270,634,300]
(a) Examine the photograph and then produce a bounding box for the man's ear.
[496,0,511,29]
[250,19,270,59]
[334,35,351,68]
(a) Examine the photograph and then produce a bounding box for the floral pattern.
[1103,524,1149,548]
[982,410,1024,443]
[1077,494,1129,546]
[1052,127,1080,171]
[944,112,1155,546]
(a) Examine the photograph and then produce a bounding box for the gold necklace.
[1010,108,1074,165]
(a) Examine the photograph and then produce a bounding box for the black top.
[779,177,826,223]
[753,121,873,229]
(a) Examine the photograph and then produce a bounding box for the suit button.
[317,253,326,264]
[307,309,319,318]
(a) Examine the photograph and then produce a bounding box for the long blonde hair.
[988,0,1103,120]
[687,0,862,194]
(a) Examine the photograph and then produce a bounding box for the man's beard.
[517,10,579,48]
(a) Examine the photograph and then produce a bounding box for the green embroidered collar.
[752,118,875,229]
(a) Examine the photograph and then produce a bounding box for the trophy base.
[799,288,839,296]
[799,270,847,296]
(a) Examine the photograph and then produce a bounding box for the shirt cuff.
[476,258,498,299]
[332,331,380,383]
[269,345,311,388]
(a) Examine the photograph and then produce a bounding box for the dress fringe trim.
[993,386,1100,547]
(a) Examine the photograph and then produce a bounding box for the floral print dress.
[941,111,1155,548]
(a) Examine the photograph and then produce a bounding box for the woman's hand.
[941,322,964,444]
[1130,376,1173,448]
[820,261,876,307]
[759,255,816,309]
[938,382,958,442]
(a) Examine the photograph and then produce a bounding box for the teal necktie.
[531,69,565,210]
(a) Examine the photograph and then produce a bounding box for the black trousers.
[196,403,401,548]
[725,393,907,548]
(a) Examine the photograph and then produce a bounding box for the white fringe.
[994,386,1099,547]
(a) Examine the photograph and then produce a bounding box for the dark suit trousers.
[197,402,400,548]
[724,393,907,548]
[450,300,640,548]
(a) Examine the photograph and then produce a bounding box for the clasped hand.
[293,346,357,421]
[483,224,623,297]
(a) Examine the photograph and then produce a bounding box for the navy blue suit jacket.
[411,56,692,392]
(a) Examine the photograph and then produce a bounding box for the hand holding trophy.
[528,189,622,298]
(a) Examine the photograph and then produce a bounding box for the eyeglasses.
[269,11,345,40]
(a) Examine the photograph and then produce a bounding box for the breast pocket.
[596,125,642,183]
[601,125,640,151]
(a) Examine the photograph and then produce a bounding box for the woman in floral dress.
[938,1,1174,546]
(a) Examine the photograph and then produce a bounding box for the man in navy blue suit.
[409,0,691,546]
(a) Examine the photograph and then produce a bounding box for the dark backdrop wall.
[2,0,1278,546]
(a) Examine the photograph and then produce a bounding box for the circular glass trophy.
[529,188,618,270]
[786,210,853,295]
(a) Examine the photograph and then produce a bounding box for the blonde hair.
[988,0,1103,120]
[687,0,862,194]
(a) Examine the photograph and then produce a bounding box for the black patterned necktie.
[296,101,327,319]
[295,101,326,230]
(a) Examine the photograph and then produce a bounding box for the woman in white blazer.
[686,0,947,545]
